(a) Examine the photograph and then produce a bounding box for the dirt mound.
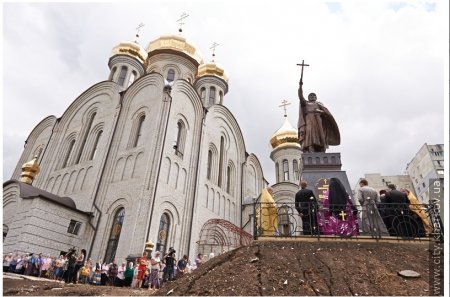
[3,240,437,296]
[155,240,433,296]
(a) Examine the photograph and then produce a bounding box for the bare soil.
[3,240,437,296]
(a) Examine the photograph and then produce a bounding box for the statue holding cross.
[296,60,340,153]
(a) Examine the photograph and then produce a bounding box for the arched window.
[219,91,224,104]
[293,160,299,180]
[89,130,103,160]
[104,208,125,264]
[283,159,289,181]
[128,71,137,87]
[109,67,117,81]
[3,224,9,240]
[76,112,96,164]
[175,121,186,158]
[134,115,145,147]
[218,136,224,187]
[200,87,206,101]
[209,87,216,106]
[167,69,175,82]
[207,150,213,180]
[62,139,75,168]
[275,163,279,183]
[156,213,170,255]
[226,165,232,194]
[117,66,128,86]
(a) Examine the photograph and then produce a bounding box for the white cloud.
[2,1,447,191]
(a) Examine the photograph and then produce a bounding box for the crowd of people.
[3,247,207,291]
[293,178,433,238]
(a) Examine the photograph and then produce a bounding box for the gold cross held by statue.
[278,99,291,117]
[339,210,347,221]
[177,13,189,33]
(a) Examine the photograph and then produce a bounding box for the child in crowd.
[92,268,102,286]
[79,264,91,284]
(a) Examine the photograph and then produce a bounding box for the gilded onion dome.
[197,62,229,83]
[20,156,40,184]
[111,41,148,64]
[270,117,300,149]
[147,35,204,66]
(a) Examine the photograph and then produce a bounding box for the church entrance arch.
[197,219,252,256]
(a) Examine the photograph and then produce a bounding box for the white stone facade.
[3,35,266,262]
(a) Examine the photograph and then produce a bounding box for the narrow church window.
[62,140,75,168]
[226,165,232,194]
[207,150,213,180]
[275,163,279,183]
[89,130,103,160]
[209,87,216,106]
[218,137,224,187]
[109,67,117,81]
[175,121,186,158]
[167,69,175,82]
[156,213,170,255]
[118,66,128,86]
[293,159,299,180]
[76,112,96,164]
[134,115,145,147]
[200,87,206,101]
[3,224,9,240]
[104,208,125,264]
[128,71,137,87]
[219,91,223,104]
[283,160,289,181]
[67,220,82,235]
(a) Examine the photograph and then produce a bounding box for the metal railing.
[253,201,443,242]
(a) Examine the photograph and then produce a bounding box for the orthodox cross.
[278,99,291,117]
[296,60,310,84]
[339,210,347,221]
[135,23,145,42]
[210,42,219,62]
[177,13,189,33]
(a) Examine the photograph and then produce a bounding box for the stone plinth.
[300,152,354,201]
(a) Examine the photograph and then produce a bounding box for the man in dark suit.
[384,184,410,237]
[295,181,319,235]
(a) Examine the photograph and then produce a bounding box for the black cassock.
[295,189,319,235]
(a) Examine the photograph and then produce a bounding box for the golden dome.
[197,62,229,83]
[270,117,300,149]
[111,41,148,64]
[147,35,204,66]
[20,156,40,184]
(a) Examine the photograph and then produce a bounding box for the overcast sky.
[2,1,448,189]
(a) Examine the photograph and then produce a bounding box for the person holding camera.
[163,248,176,282]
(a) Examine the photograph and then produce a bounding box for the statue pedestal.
[300,152,354,201]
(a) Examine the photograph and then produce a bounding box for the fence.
[253,201,443,242]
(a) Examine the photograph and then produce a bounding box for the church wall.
[188,104,250,257]
[270,146,302,185]
[88,75,167,261]
[147,53,198,83]
[12,116,57,181]
[3,191,89,256]
[147,81,204,258]
[32,85,121,214]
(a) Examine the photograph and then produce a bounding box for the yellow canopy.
[256,188,279,235]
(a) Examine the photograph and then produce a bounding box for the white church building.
[3,33,275,261]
